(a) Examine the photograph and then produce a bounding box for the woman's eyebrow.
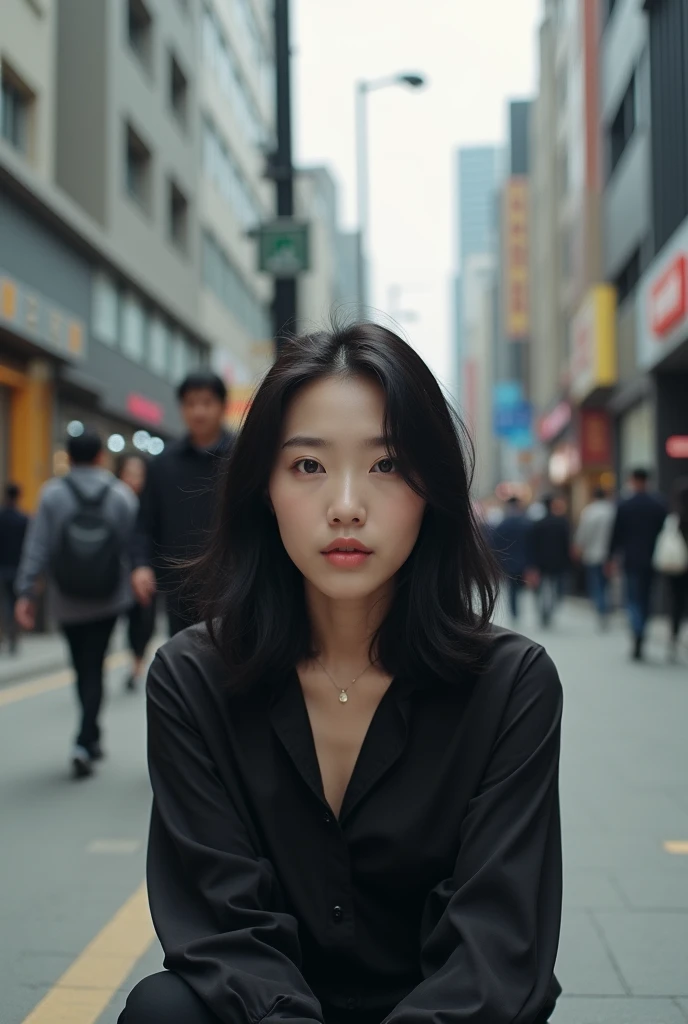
[282,435,388,450]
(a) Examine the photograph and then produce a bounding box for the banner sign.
[503,178,530,341]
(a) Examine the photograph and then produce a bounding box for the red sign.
[537,401,572,443]
[666,435,688,459]
[580,409,612,467]
[126,393,164,426]
[650,254,688,338]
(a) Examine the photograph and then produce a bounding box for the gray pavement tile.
[551,996,688,1023]
[678,999,688,1021]
[563,869,626,910]
[594,911,688,996]
[612,868,688,910]
[555,912,627,996]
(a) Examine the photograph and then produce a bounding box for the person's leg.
[118,971,219,1024]
[625,572,642,637]
[5,578,18,652]
[507,577,519,621]
[64,617,117,754]
[539,575,554,626]
[126,602,156,690]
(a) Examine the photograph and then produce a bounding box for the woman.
[119,323,563,1024]
[118,454,156,691]
[668,478,688,662]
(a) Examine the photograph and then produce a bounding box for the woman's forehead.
[283,376,386,435]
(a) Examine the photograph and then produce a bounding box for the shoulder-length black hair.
[194,321,498,690]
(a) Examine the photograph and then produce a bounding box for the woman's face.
[269,375,426,603]
[120,457,146,495]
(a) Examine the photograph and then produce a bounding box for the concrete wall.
[2,0,56,181]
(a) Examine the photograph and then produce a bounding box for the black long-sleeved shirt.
[608,492,667,572]
[130,432,233,588]
[146,625,563,1024]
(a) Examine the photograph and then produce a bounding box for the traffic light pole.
[272,0,297,353]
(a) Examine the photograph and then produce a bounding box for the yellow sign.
[570,285,617,403]
[503,178,530,340]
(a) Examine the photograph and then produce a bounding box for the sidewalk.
[0,620,137,688]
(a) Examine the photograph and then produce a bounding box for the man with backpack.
[14,429,138,778]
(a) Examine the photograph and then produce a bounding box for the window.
[202,117,262,230]
[169,52,188,128]
[148,316,170,375]
[202,230,271,340]
[202,6,269,148]
[1,63,33,155]
[121,294,146,363]
[614,247,641,304]
[609,75,636,176]
[168,179,189,252]
[125,123,152,211]
[92,272,119,347]
[128,0,153,73]
[170,331,188,382]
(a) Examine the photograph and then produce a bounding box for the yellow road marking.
[21,881,155,1024]
[664,840,688,855]
[0,651,130,708]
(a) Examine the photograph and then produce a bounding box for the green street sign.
[258,220,310,277]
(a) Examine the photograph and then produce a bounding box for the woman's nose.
[327,477,367,526]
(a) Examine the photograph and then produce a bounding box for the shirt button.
[332,905,343,923]
[322,812,333,824]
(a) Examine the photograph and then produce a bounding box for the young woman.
[119,323,563,1024]
[118,454,156,691]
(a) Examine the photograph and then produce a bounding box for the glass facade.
[202,117,263,230]
[202,230,270,341]
[202,5,269,149]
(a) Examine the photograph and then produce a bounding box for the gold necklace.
[315,657,374,704]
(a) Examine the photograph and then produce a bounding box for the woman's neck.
[304,580,393,673]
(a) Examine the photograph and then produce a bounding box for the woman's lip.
[322,551,372,568]
[321,540,372,553]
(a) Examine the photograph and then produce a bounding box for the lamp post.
[355,73,425,311]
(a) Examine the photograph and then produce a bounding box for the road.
[1,601,687,1024]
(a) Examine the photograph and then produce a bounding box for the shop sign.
[580,409,612,467]
[0,269,86,362]
[638,217,688,369]
[570,285,617,403]
[666,435,688,459]
[126,393,164,426]
[548,443,581,486]
[502,178,530,341]
[537,401,572,443]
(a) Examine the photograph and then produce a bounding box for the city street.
[1,602,687,1024]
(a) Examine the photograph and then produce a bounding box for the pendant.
[339,691,349,703]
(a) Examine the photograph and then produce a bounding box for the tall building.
[0,0,276,507]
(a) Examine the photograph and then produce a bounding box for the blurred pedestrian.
[487,495,532,622]
[652,477,688,662]
[529,495,571,628]
[14,429,138,778]
[118,454,156,691]
[130,372,234,636]
[608,467,667,661]
[574,486,616,629]
[0,483,30,655]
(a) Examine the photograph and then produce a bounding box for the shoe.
[125,674,138,693]
[88,741,105,762]
[632,636,643,661]
[71,745,94,779]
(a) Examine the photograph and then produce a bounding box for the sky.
[292,0,542,395]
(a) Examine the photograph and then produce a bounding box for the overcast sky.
[292,0,542,396]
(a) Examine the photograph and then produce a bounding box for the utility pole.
[271,0,297,353]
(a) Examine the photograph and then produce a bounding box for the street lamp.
[355,72,426,311]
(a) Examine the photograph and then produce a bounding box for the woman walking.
[119,322,564,1024]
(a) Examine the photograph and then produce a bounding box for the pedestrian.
[652,477,688,662]
[14,428,138,778]
[486,495,532,622]
[119,322,563,1024]
[0,483,30,655]
[607,467,667,661]
[529,495,571,628]
[574,486,616,629]
[130,371,234,637]
[118,454,156,691]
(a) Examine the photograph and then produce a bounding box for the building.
[0,0,277,507]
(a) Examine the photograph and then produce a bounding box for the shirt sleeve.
[14,491,52,599]
[145,650,324,1024]
[130,462,161,570]
[383,648,563,1024]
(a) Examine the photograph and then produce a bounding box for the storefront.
[636,215,688,497]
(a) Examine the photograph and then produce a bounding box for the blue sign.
[494,399,532,438]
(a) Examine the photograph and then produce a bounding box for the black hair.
[4,483,20,504]
[177,371,227,404]
[593,486,607,501]
[192,321,499,692]
[631,467,650,483]
[67,428,103,465]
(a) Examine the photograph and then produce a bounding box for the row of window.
[202,231,271,341]
[202,117,263,231]
[125,122,190,253]
[1,62,32,156]
[128,0,190,135]
[202,5,271,150]
[92,272,208,381]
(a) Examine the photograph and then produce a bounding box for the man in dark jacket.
[0,483,29,653]
[131,371,233,636]
[529,495,571,628]
[608,467,667,660]
[488,496,533,623]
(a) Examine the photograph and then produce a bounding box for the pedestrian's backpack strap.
[63,475,113,509]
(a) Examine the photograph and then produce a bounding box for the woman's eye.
[372,457,397,474]
[295,458,323,475]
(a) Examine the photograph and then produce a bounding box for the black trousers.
[127,601,156,659]
[118,971,218,1023]
[62,616,117,749]
[669,572,688,640]
[0,577,18,650]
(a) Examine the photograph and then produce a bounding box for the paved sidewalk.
[0,632,72,688]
